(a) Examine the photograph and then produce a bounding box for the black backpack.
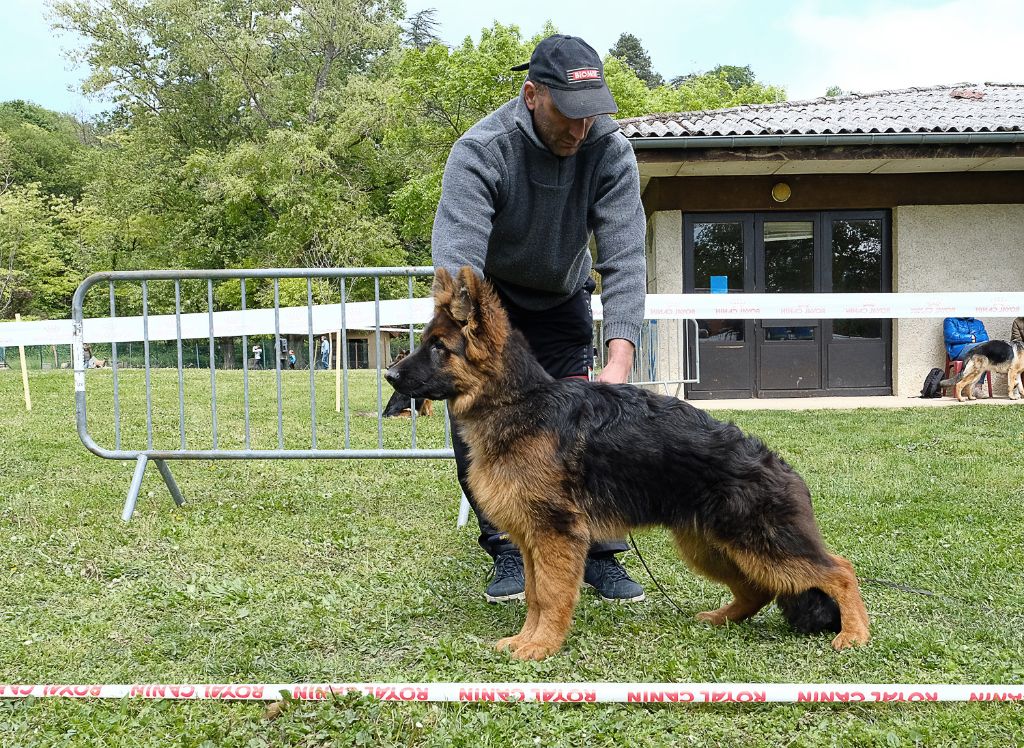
[920,367,944,398]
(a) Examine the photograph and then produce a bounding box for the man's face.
[524,81,596,157]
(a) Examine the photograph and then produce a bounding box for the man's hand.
[596,339,634,384]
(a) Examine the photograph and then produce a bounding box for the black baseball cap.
[511,35,618,119]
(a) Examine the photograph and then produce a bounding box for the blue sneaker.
[485,551,525,603]
[584,555,645,603]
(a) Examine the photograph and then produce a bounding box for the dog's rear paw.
[695,610,728,626]
[831,630,870,650]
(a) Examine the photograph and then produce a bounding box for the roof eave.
[628,132,1024,150]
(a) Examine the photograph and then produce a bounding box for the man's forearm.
[597,338,634,384]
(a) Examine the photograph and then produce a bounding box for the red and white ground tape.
[2,683,1023,703]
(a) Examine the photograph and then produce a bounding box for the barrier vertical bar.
[109,282,121,451]
[374,276,383,449]
[307,277,317,449]
[174,281,185,450]
[240,278,251,451]
[207,280,218,449]
[142,281,153,450]
[407,274,418,448]
[273,279,284,449]
[340,278,350,449]
[335,328,341,413]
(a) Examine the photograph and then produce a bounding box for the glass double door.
[684,211,891,399]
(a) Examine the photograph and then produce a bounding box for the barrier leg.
[122,454,149,522]
[457,491,471,528]
[154,459,185,507]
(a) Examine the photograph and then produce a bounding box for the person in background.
[943,316,990,397]
[943,317,988,360]
[1011,316,1024,344]
[319,335,331,370]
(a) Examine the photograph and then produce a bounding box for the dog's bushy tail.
[776,588,842,634]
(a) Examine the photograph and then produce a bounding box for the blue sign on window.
[710,275,728,294]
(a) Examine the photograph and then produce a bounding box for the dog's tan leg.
[506,534,587,661]
[672,529,773,625]
[495,545,541,653]
[954,374,973,402]
[960,365,985,400]
[810,555,871,650]
[1008,371,1022,400]
[696,582,773,626]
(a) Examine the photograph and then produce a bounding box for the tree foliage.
[608,33,663,89]
[1,7,792,320]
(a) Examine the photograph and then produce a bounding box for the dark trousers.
[451,277,628,559]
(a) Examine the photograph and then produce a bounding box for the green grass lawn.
[2,370,1023,746]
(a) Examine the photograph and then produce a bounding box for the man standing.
[319,335,331,370]
[432,34,647,604]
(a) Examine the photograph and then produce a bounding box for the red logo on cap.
[566,68,601,83]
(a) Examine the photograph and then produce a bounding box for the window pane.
[764,221,814,293]
[832,218,882,340]
[693,222,743,342]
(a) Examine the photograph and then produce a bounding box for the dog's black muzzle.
[383,366,406,391]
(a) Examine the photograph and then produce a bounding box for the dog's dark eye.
[431,340,447,353]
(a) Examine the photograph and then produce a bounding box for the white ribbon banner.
[1,682,1022,703]
[2,292,1023,347]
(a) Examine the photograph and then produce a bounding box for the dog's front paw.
[508,640,558,661]
[495,635,525,653]
[831,630,870,650]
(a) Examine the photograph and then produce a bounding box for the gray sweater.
[431,94,646,348]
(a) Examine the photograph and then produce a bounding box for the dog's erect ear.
[433,265,482,325]
[431,266,506,358]
[432,267,457,317]
[432,267,455,299]
[452,266,483,323]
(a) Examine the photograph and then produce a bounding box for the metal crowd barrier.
[623,319,701,396]
[71,267,455,521]
[71,267,700,522]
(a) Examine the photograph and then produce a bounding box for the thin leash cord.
[628,533,690,616]
[628,534,977,610]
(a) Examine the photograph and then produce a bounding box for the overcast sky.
[2,0,1022,116]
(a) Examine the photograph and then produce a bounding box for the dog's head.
[384,267,509,411]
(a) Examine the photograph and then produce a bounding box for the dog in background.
[381,389,433,417]
[940,340,1024,401]
[385,267,870,661]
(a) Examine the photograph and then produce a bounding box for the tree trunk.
[221,338,236,369]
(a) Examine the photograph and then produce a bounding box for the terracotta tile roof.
[618,84,1024,138]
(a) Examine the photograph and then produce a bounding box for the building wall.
[645,212,687,385]
[647,204,1024,399]
[646,210,682,294]
[893,203,1024,397]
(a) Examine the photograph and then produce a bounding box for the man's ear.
[523,79,538,111]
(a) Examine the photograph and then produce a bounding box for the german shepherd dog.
[385,268,870,660]
[940,340,1024,401]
